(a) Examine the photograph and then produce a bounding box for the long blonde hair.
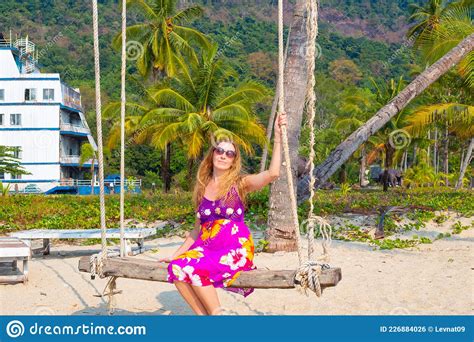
[192,138,248,209]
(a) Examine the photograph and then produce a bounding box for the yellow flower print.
[201,219,229,241]
[224,271,242,287]
[174,247,204,262]
[240,235,254,260]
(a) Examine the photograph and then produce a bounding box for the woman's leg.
[173,281,208,315]
[191,285,222,315]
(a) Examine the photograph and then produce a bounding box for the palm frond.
[151,88,195,111]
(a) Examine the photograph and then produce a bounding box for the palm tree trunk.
[412,142,417,166]
[434,127,438,173]
[455,137,473,190]
[162,143,172,193]
[265,0,309,252]
[427,129,431,166]
[296,33,474,203]
[339,164,347,184]
[382,143,395,192]
[359,145,367,187]
[90,157,95,195]
[442,123,449,186]
[186,158,194,189]
[260,24,292,173]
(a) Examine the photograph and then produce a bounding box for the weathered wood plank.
[10,226,164,239]
[78,256,341,289]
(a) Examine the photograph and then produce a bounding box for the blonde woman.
[160,113,287,315]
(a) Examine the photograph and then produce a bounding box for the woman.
[159,112,287,315]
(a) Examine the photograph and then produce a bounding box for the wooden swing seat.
[78,256,341,289]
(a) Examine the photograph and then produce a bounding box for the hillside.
[0,0,425,180]
[0,0,419,96]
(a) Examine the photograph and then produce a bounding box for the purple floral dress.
[167,185,256,297]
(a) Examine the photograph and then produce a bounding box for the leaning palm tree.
[112,0,210,78]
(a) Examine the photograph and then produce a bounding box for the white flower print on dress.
[204,209,211,216]
[226,208,234,215]
[231,224,239,235]
[172,264,202,286]
[219,248,248,270]
[222,272,231,278]
[236,208,242,215]
[196,212,201,218]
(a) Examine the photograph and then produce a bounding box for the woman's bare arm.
[243,113,286,193]
[159,218,201,262]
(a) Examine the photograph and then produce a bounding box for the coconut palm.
[404,102,474,186]
[413,0,474,87]
[135,44,268,159]
[112,0,210,78]
[407,0,448,42]
[104,45,268,190]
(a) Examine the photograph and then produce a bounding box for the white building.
[0,35,98,194]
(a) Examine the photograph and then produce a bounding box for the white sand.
[1,216,472,315]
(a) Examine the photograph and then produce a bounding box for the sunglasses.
[213,146,236,159]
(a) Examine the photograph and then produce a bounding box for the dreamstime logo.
[34,306,55,315]
[6,320,25,338]
[126,41,144,61]
[33,134,57,149]
[389,306,411,315]
[388,129,411,150]
[209,130,234,148]
[297,42,323,60]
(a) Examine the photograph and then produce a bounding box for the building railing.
[59,155,93,165]
[60,122,89,134]
[1,37,38,73]
[61,83,82,111]
[59,179,142,187]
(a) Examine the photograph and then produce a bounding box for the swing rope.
[88,0,127,314]
[277,0,333,297]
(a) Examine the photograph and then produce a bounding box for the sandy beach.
[1,215,472,316]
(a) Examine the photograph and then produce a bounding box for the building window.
[11,173,22,180]
[0,172,4,180]
[25,88,37,101]
[10,114,21,126]
[0,114,4,125]
[12,147,22,159]
[0,89,4,101]
[43,88,55,101]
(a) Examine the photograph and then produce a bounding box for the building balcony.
[61,83,83,112]
[60,155,95,166]
[60,122,90,135]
